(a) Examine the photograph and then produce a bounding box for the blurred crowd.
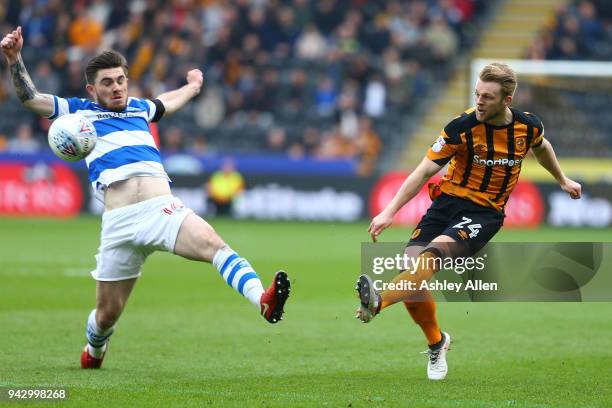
[527,0,612,61]
[521,0,612,157]
[0,0,487,175]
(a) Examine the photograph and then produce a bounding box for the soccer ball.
[48,113,97,162]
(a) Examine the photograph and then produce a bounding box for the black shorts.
[408,193,504,255]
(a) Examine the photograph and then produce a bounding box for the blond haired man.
[356,62,581,380]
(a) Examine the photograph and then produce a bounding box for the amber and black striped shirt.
[426,107,544,211]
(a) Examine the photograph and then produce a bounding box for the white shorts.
[91,195,193,281]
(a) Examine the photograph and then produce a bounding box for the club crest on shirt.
[432,136,446,153]
[515,137,526,153]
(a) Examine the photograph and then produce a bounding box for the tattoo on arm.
[9,56,37,102]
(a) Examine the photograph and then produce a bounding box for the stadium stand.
[529,0,612,61]
[0,0,492,175]
[401,0,612,167]
[523,0,612,158]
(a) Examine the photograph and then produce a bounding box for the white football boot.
[355,274,381,323]
[421,331,451,380]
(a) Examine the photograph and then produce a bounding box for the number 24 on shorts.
[452,217,482,238]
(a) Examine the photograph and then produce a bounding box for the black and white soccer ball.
[48,113,97,162]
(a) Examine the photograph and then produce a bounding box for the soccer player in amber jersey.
[356,62,582,380]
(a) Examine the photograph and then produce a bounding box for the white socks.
[212,247,264,307]
[86,309,113,358]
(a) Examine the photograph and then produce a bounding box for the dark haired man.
[1,26,290,369]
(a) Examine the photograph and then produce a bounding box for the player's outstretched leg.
[259,270,291,324]
[81,309,113,369]
[421,331,451,380]
[175,214,291,322]
[212,247,290,323]
[355,274,381,323]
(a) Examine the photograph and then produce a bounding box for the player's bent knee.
[427,238,470,259]
[193,227,225,260]
[405,244,426,259]
[418,245,459,275]
[208,232,226,252]
[96,304,124,329]
[174,214,227,261]
[96,312,119,330]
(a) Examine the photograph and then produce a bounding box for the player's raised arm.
[531,138,582,199]
[1,26,54,117]
[368,157,442,242]
[155,69,203,115]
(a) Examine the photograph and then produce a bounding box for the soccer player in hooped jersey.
[356,62,582,380]
[1,26,290,369]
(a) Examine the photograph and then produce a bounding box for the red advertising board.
[0,163,83,217]
[369,171,544,228]
[503,180,545,228]
[368,172,441,226]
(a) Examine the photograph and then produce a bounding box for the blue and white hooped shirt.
[50,96,169,199]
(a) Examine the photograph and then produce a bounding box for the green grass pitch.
[0,217,611,407]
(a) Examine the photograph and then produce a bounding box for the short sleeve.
[427,131,460,165]
[127,97,157,122]
[524,112,545,148]
[531,122,544,148]
[426,116,465,165]
[49,97,90,119]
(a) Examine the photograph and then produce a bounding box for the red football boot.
[81,344,107,369]
[260,271,290,324]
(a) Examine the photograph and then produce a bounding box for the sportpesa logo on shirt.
[473,155,522,167]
